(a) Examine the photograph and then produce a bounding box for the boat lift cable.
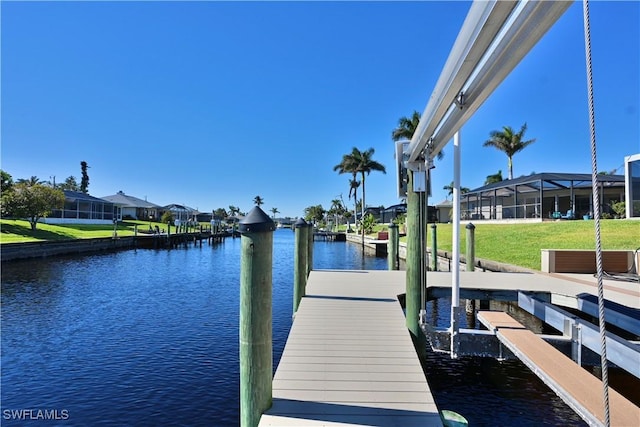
[582,1,610,426]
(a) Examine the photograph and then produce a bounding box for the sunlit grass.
[0,219,141,243]
[401,220,639,270]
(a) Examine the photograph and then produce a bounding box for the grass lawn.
[0,219,167,243]
[408,220,639,270]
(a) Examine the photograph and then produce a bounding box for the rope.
[582,1,610,425]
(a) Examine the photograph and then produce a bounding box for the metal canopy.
[407,0,572,163]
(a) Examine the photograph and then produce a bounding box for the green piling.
[466,223,475,272]
[239,207,275,427]
[430,223,438,271]
[405,170,424,341]
[306,222,313,275]
[388,222,399,270]
[293,218,308,314]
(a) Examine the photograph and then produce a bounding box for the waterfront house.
[459,172,626,221]
[44,190,116,225]
[162,204,198,223]
[101,191,161,221]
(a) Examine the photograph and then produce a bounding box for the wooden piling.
[388,222,399,270]
[239,207,275,427]
[293,218,308,314]
[406,170,424,345]
[430,223,438,271]
[466,223,475,272]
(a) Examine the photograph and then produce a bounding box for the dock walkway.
[259,270,442,427]
[478,310,639,427]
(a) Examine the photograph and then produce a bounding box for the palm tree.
[334,147,386,225]
[391,111,444,160]
[16,176,42,186]
[443,181,470,198]
[253,196,264,206]
[334,147,386,247]
[270,207,279,219]
[484,170,503,185]
[483,123,536,180]
[348,177,360,220]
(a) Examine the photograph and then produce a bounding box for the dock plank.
[478,311,640,427]
[259,270,442,427]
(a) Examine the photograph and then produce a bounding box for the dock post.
[239,207,275,427]
[306,222,313,275]
[387,222,399,270]
[465,223,475,271]
[430,223,438,271]
[406,170,426,351]
[293,218,308,314]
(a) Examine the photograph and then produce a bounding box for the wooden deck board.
[478,311,640,427]
[259,270,442,427]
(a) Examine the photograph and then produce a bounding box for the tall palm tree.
[270,207,279,219]
[334,147,386,225]
[484,170,503,185]
[253,196,264,206]
[348,176,360,220]
[483,123,536,180]
[334,147,385,247]
[391,111,444,160]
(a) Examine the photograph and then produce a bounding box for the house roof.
[64,190,114,204]
[465,172,625,197]
[164,204,198,213]
[101,191,161,208]
[435,199,453,207]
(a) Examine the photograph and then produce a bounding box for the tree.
[80,161,90,193]
[333,147,386,225]
[161,210,175,225]
[391,110,444,160]
[484,170,503,185]
[1,170,13,194]
[483,123,536,180]
[213,208,228,219]
[228,205,240,217]
[253,196,264,206]
[443,181,470,198]
[16,176,43,186]
[270,207,279,219]
[3,183,65,230]
[304,204,325,225]
[59,176,80,191]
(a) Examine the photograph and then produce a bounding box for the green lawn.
[0,219,168,243]
[408,220,639,270]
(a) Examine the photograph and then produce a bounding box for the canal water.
[2,229,587,426]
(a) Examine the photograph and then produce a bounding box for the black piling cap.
[465,222,475,230]
[239,206,276,233]
[294,218,308,228]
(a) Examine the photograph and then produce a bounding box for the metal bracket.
[453,91,465,109]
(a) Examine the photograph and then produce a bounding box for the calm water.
[2,229,587,426]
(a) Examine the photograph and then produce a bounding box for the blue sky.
[2,1,638,218]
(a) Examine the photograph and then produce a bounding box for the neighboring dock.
[259,270,442,427]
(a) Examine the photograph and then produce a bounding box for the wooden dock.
[478,310,639,427]
[259,270,442,427]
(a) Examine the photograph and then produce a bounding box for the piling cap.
[465,222,475,230]
[389,222,398,229]
[239,206,276,233]
[294,218,308,228]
